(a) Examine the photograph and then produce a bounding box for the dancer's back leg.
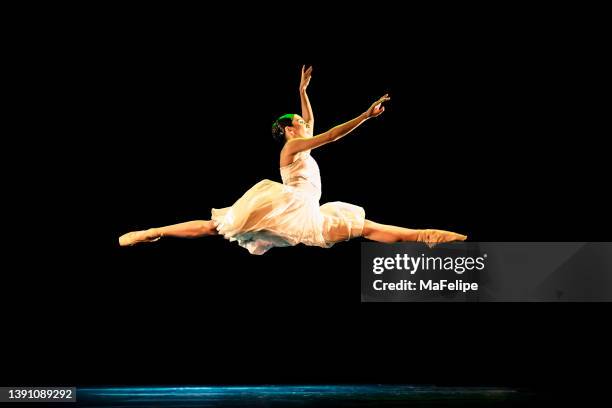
[119,220,218,246]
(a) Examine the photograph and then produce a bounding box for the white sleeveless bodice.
[280,150,322,200]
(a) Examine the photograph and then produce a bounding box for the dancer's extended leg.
[362,220,467,246]
[119,220,218,246]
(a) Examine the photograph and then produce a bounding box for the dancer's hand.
[300,65,313,92]
[365,94,390,118]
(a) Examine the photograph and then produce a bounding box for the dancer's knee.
[362,220,376,239]
[188,220,218,237]
[201,220,218,236]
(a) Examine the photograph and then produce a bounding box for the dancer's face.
[289,115,310,139]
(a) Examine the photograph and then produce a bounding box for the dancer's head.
[271,114,310,144]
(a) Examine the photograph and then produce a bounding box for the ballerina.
[119,66,467,253]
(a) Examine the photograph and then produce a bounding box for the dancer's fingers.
[377,95,390,105]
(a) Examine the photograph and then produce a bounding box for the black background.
[5,7,610,396]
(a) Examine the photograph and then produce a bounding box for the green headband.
[276,113,295,122]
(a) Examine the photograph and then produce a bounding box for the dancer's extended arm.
[283,94,390,155]
[300,65,314,132]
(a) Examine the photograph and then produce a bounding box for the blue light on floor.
[73,385,527,407]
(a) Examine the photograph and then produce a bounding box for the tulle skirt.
[211,179,365,255]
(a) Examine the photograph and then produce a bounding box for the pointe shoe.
[119,228,161,246]
[418,229,467,248]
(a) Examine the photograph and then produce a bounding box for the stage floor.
[65,385,545,407]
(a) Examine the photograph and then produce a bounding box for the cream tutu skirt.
[211,179,365,255]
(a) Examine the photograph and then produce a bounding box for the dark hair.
[271,114,295,144]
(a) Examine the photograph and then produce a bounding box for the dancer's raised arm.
[300,65,314,133]
[283,94,390,156]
